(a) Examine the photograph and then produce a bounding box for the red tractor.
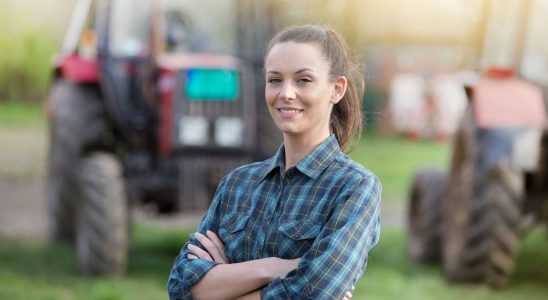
[46,0,280,275]
[407,0,548,288]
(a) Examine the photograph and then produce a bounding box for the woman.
[168,24,381,300]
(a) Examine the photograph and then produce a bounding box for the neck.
[283,131,331,171]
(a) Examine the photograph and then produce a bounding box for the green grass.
[1,223,547,300]
[0,222,190,300]
[357,227,548,300]
[351,134,451,200]
[0,101,46,128]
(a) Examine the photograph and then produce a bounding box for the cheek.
[265,88,277,105]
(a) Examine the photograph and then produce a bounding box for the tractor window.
[109,0,152,56]
[185,69,240,101]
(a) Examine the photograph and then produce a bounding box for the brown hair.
[265,24,365,152]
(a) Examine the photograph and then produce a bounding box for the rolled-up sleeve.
[261,174,382,299]
[167,177,227,300]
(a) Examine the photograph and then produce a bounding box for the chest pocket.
[219,213,250,263]
[277,220,322,258]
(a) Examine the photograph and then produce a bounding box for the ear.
[330,76,347,104]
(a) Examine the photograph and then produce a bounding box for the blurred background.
[1,0,547,299]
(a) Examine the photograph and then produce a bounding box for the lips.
[277,108,304,118]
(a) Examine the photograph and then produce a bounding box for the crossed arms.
[167,175,381,299]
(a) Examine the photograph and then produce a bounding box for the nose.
[279,82,296,101]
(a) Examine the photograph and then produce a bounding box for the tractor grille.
[171,68,257,151]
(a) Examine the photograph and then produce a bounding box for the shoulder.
[333,153,380,185]
[329,153,381,199]
[222,156,276,183]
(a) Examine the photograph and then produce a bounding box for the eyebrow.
[266,68,314,75]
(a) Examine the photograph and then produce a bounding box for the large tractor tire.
[408,168,447,264]
[47,80,106,241]
[442,109,523,288]
[77,152,128,276]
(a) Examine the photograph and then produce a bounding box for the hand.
[343,285,355,300]
[265,257,300,280]
[187,230,229,264]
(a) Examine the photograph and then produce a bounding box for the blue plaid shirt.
[168,135,381,299]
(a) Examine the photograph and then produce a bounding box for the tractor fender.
[472,77,545,129]
[54,53,100,83]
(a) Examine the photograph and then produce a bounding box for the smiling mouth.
[277,108,304,118]
[277,108,304,113]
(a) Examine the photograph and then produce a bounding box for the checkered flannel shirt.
[168,135,381,299]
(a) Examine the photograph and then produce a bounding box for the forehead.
[265,42,328,73]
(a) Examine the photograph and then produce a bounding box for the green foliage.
[0,4,59,102]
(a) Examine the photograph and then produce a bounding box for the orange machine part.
[473,78,546,129]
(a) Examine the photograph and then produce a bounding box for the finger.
[345,290,353,298]
[206,230,228,262]
[194,232,224,262]
[187,244,213,261]
[186,254,198,260]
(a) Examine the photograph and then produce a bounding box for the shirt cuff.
[168,257,219,300]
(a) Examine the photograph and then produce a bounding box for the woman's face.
[264,42,346,141]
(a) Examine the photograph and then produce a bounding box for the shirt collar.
[260,135,340,181]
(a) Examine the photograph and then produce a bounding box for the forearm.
[234,289,261,300]
[190,257,276,300]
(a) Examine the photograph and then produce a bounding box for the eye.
[267,78,282,84]
[297,77,312,84]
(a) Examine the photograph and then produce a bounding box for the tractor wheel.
[408,168,446,264]
[77,152,128,276]
[47,80,105,241]
[442,109,523,288]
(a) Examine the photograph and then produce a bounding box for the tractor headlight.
[215,117,244,147]
[179,116,208,146]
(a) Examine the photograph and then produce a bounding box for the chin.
[277,124,300,135]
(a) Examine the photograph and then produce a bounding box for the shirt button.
[255,248,261,255]
[265,215,272,222]
[305,284,313,295]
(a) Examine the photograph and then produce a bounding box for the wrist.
[257,257,280,282]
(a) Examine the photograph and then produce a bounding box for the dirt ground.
[0,126,402,241]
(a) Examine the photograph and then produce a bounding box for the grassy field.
[0,101,45,128]
[1,102,547,299]
[1,223,547,300]
[350,134,451,200]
